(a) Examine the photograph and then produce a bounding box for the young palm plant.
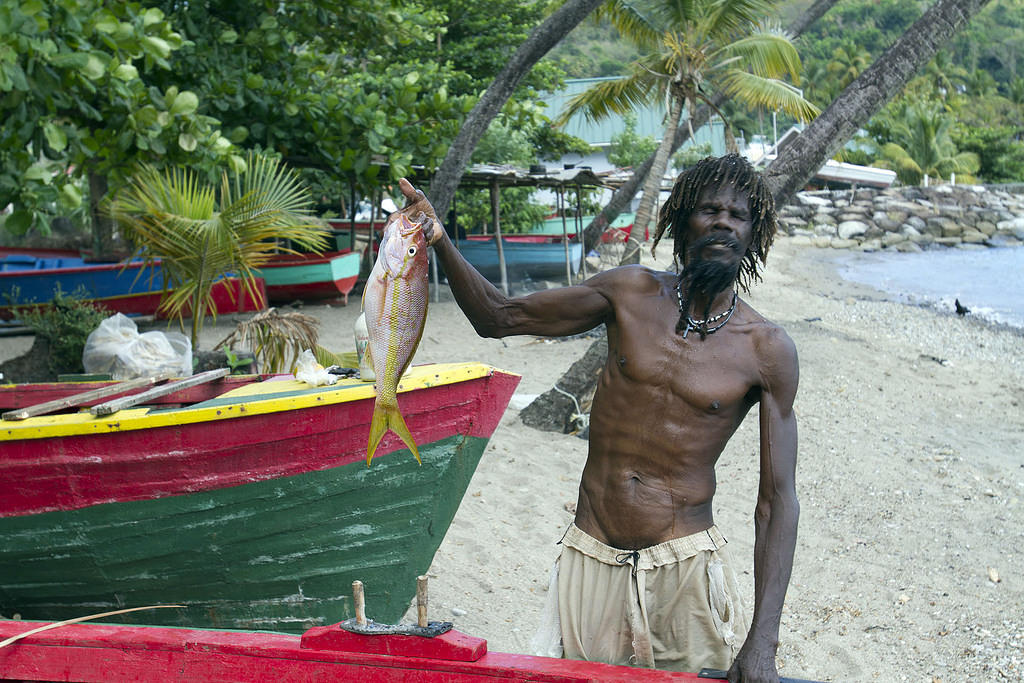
[108,153,329,349]
[556,0,819,243]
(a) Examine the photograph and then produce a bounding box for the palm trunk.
[191,233,211,350]
[766,0,993,206]
[624,94,685,264]
[87,171,115,260]
[427,0,605,222]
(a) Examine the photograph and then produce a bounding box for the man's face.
[684,183,754,269]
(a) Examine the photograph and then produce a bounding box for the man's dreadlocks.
[651,153,777,293]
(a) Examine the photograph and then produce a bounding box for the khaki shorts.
[538,523,748,672]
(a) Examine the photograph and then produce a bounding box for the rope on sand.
[552,384,589,432]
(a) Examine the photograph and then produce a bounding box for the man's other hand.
[727,642,780,683]
[394,178,444,247]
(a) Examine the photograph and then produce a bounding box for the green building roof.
[542,77,726,154]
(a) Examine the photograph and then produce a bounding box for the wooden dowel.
[352,580,366,625]
[416,575,428,627]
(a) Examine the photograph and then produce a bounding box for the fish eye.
[408,246,417,256]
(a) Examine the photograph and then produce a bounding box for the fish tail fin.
[366,399,421,466]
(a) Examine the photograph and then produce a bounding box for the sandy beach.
[1,238,1021,681]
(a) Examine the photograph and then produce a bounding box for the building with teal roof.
[540,77,727,173]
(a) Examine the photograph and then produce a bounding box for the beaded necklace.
[676,279,737,339]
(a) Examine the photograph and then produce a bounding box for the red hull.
[0,620,705,682]
[2,369,519,517]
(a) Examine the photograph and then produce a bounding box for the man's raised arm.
[730,326,800,683]
[395,178,612,339]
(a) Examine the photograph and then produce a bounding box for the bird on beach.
[955,299,970,316]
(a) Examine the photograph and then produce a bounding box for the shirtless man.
[395,154,799,683]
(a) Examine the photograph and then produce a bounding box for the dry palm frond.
[0,605,184,649]
[216,308,320,373]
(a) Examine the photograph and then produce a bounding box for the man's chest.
[607,324,761,414]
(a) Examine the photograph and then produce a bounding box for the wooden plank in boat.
[2,372,175,421]
[90,368,230,416]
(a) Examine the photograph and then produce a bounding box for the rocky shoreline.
[777,184,1024,251]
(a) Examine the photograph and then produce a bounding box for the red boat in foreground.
[0,619,714,682]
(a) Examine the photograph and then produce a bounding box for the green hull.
[0,434,486,633]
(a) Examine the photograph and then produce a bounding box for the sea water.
[832,246,1024,331]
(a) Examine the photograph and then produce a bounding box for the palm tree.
[108,153,329,349]
[555,0,817,242]
[874,100,979,185]
[766,0,994,207]
[578,0,842,254]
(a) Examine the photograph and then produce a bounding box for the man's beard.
[676,234,742,334]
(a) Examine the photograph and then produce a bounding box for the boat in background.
[0,619,717,682]
[0,363,520,633]
[528,212,640,242]
[450,235,584,286]
[257,249,361,305]
[0,248,265,321]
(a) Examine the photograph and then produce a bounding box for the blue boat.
[0,248,265,321]
[450,235,584,285]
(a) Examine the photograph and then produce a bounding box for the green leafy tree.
[149,0,472,200]
[556,0,817,242]
[108,153,328,348]
[607,113,658,169]
[953,125,1024,182]
[0,1,236,253]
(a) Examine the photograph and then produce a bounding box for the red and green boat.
[0,618,731,682]
[0,363,520,633]
[257,249,362,305]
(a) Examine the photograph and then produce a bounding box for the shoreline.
[0,238,1021,681]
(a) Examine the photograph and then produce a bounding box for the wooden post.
[352,580,366,625]
[349,181,357,252]
[576,183,587,280]
[490,179,509,297]
[416,575,428,627]
[560,187,571,286]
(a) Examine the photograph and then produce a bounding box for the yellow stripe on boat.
[1,362,504,441]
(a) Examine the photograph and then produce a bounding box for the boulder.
[893,240,923,253]
[882,232,907,247]
[904,215,927,231]
[795,192,833,208]
[975,220,997,236]
[837,220,870,240]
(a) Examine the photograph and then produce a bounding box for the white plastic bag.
[293,348,337,386]
[82,313,192,380]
